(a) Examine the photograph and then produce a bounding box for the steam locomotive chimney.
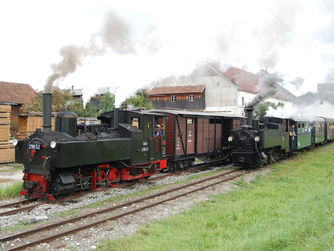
[114,108,119,129]
[245,106,253,127]
[42,92,52,133]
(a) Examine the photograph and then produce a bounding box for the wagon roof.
[149,109,243,118]
[289,116,326,122]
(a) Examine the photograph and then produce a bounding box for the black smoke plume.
[247,70,283,107]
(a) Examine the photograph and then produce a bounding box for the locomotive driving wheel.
[107,167,121,187]
[97,169,107,182]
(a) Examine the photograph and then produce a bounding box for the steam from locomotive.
[45,10,133,93]
[247,70,282,107]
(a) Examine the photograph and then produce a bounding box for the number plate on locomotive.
[28,144,41,150]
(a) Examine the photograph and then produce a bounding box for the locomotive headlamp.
[228,136,233,142]
[254,136,260,142]
[12,139,18,146]
[50,141,57,149]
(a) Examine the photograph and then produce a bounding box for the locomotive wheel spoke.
[108,167,120,187]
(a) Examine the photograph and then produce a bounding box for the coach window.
[171,95,177,102]
[189,94,194,101]
[242,97,245,106]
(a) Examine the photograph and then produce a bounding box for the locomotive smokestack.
[42,93,52,133]
[114,108,119,129]
[245,106,253,127]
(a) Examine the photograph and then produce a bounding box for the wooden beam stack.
[0,105,14,163]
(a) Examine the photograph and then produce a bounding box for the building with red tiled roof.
[149,62,296,115]
[210,64,296,102]
[0,81,35,105]
[0,81,36,136]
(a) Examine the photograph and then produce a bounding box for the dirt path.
[0,164,23,187]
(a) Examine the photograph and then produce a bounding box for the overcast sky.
[0,0,333,105]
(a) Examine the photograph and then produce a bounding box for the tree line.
[23,89,153,117]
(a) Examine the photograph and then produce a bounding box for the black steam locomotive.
[229,106,334,168]
[14,93,168,200]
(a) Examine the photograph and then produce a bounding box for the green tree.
[23,89,84,115]
[99,92,115,114]
[253,101,284,117]
[84,102,98,117]
[122,89,152,110]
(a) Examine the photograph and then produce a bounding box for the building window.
[242,97,245,106]
[171,95,177,102]
[189,94,194,101]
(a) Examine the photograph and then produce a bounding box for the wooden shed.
[16,113,55,139]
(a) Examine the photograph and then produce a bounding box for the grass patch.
[0,220,35,235]
[97,143,334,251]
[232,176,248,188]
[0,181,23,199]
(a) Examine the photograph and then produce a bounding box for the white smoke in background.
[45,10,133,93]
[267,100,334,118]
[257,3,298,68]
[214,1,299,69]
[325,68,334,82]
[42,1,332,109]
[150,62,230,88]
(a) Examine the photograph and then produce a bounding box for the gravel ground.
[0,166,223,229]
[0,166,271,251]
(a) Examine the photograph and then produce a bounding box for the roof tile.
[0,81,36,104]
[148,85,205,95]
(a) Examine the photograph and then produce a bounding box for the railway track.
[0,199,31,209]
[1,167,255,251]
[0,194,87,217]
[0,161,229,218]
[0,201,44,217]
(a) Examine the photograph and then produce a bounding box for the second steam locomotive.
[229,106,334,168]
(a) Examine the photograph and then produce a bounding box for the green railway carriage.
[312,117,326,144]
[289,118,312,150]
[288,117,328,151]
[324,118,334,141]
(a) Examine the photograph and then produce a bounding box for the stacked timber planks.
[16,115,55,139]
[0,105,14,163]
